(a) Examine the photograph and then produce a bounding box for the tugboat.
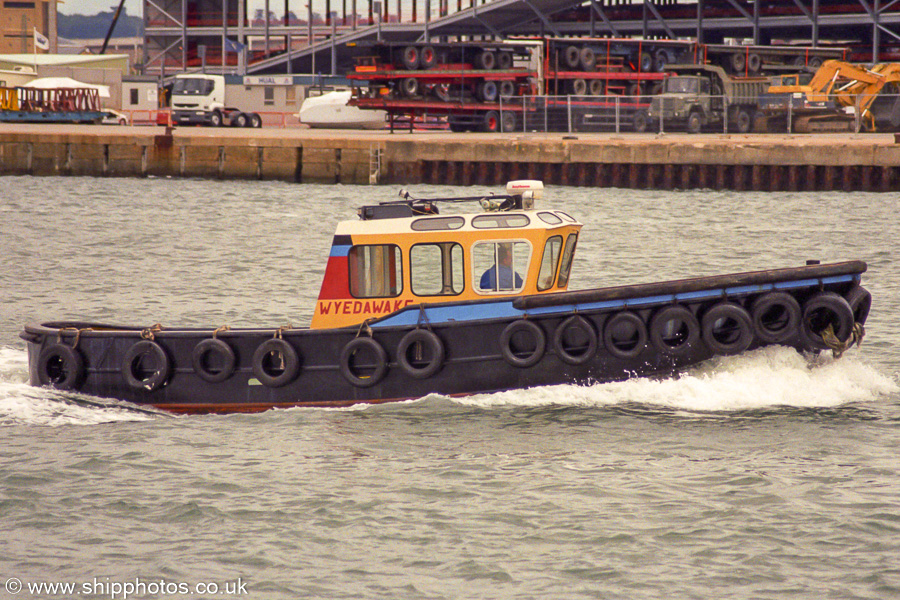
[20,182,871,414]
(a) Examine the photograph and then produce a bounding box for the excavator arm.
[762,60,900,132]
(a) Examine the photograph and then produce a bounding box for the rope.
[821,322,866,359]
[56,326,89,349]
[274,324,293,339]
[355,319,374,339]
[141,323,163,340]
[416,304,432,331]
[212,325,230,339]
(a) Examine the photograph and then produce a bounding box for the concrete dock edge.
[1,125,898,191]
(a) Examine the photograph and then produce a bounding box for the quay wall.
[1,128,900,191]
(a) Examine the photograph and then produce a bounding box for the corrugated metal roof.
[0,54,129,67]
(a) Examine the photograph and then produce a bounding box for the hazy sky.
[58,0,143,15]
[57,0,300,15]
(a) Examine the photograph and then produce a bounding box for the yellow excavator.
[758,60,900,132]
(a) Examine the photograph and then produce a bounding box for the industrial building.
[144,0,900,77]
[1,0,57,54]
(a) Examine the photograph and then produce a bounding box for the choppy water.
[1,176,899,599]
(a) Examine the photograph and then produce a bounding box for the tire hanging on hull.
[397,329,445,379]
[500,320,546,368]
[603,311,648,360]
[750,292,802,345]
[37,343,85,390]
[844,286,872,325]
[192,338,236,383]
[801,292,854,351]
[122,340,171,392]
[553,315,597,365]
[252,338,300,388]
[700,302,754,355]
[340,337,389,387]
[649,305,700,356]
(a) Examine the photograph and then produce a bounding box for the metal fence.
[103,93,900,133]
[490,93,900,134]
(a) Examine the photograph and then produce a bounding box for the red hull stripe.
[151,391,478,414]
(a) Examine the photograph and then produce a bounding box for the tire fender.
[553,315,598,365]
[38,343,85,390]
[801,292,854,351]
[122,340,171,392]
[649,305,700,356]
[701,302,754,355]
[603,311,648,360]
[340,337,388,387]
[192,338,236,383]
[844,286,872,325]
[500,320,546,368]
[397,329,445,379]
[252,338,300,388]
[750,292,802,344]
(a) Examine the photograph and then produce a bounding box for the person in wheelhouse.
[480,243,524,291]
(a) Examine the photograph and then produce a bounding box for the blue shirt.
[480,265,523,291]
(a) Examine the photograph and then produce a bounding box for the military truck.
[638,64,772,133]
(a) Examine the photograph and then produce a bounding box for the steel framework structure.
[143,0,900,76]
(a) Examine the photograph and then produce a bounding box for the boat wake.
[0,347,160,427]
[454,345,898,413]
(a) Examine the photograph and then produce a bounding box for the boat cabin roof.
[335,207,582,237]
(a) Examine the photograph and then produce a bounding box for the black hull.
[21,261,870,414]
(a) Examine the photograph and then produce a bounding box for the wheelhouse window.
[348,244,402,298]
[537,212,563,225]
[411,242,464,296]
[473,241,530,294]
[472,214,530,229]
[537,236,562,291]
[411,216,465,231]
[557,233,578,288]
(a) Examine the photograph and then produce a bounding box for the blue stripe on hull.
[372,274,860,328]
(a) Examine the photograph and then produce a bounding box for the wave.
[0,347,158,427]
[454,346,899,413]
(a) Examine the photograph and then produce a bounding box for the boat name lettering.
[318,299,414,315]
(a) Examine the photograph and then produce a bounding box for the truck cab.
[647,64,770,133]
[171,73,261,127]
[648,75,715,132]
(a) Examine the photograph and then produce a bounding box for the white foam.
[0,347,156,427]
[454,346,899,412]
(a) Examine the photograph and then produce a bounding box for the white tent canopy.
[22,77,110,98]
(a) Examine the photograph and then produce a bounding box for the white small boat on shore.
[297,90,386,130]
